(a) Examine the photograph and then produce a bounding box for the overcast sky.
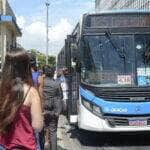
[8,0,95,56]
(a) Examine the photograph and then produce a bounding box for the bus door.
[66,35,80,124]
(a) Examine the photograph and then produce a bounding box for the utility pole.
[45,0,50,65]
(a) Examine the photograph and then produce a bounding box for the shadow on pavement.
[57,145,67,150]
[67,127,150,147]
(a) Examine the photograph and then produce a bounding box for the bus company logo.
[105,107,128,113]
[111,108,128,113]
[135,106,141,113]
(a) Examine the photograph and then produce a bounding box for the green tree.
[28,49,37,56]
[37,53,46,69]
[48,56,56,67]
[27,49,56,69]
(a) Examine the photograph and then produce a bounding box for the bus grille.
[107,117,128,126]
[106,117,150,127]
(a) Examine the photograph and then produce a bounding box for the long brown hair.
[0,48,33,134]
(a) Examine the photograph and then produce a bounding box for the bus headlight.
[93,105,101,114]
[82,99,92,110]
[81,96,103,118]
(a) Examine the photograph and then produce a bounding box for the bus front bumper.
[78,103,150,132]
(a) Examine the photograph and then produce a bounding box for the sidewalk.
[57,115,70,150]
[57,115,81,150]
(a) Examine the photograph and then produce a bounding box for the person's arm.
[38,75,45,111]
[30,87,43,132]
[53,84,63,116]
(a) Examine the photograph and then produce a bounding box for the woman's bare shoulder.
[23,85,40,106]
[29,87,40,100]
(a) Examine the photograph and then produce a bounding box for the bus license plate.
[129,119,147,126]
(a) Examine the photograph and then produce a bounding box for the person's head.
[38,69,43,76]
[56,69,63,78]
[2,48,33,84]
[0,48,32,134]
[29,53,36,65]
[31,65,38,72]
[29,54,37,72]
[43,66,54,78]
[62,67,69,76]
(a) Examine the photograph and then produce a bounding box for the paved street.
[57,115,150,150]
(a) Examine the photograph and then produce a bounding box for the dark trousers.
[48,117,58,150]
[45,114,58,150]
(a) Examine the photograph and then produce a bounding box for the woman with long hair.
[0,48,43,150]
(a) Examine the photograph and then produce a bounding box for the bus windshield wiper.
[105,31,126,58]
[105,31,127,72]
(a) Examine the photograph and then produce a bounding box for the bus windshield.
[81,34,150,87]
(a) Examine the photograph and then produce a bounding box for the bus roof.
[85,9,150,16]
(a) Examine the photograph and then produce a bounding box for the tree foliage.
[48,56,56,67]
[27,49,56,69]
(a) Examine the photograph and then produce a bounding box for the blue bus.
[57,11,150,132]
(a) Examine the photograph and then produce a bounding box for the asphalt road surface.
[57,115,150,150]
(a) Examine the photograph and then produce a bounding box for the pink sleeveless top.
[0,105,37,150]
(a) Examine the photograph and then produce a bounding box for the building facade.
[0,0,21,71]
[95,0,150,12]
